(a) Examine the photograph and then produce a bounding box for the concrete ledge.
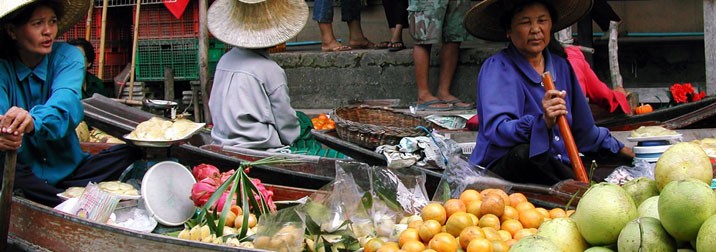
[272,44,503,109]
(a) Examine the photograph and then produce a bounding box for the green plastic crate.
[136,38,199,81]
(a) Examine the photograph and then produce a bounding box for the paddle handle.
[0,150,17,250]
[542,72,588,183]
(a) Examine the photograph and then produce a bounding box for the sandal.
[321,44,352,52]
[388,41,406,52]
[415,100,453,111]
[349,39,376,49]
[442,99,475,110]
[376,41,391,49]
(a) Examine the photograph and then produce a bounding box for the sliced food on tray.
[60,181,139,199]
[692,138,716,158]
[629,126,679,138]
[60,186,85,199]
[98,181,139,196]
[127,117,203,141]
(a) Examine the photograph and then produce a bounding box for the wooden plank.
[199,0,211,124]
[705,0,716,95]
[164,67,175,102]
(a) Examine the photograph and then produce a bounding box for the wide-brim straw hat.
[0,0,90,35]
[208,0,308,48]
[464,0,592,41]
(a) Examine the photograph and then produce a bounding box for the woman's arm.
[27,44,85,141]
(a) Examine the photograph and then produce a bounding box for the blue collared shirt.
[0,42,89,185]
[469,44,624,169]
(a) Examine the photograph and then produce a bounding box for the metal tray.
[123,122,205,147]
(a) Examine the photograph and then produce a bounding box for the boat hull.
[8,183,315,252]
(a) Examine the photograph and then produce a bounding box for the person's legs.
[382,0,399,28]
[57,144,142,188]
[314,0,350,51]
[340,0,373,48]
[435,42,462,101]
[0,162,64,207]
[409,0,451,110]
[347,20,374,48]
[391,0,409,46]
[489,144,575,185]
[414,44,439,103]
[435,0,474,108]
[318,22,350,51]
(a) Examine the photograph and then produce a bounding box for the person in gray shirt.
[206,0,307,150]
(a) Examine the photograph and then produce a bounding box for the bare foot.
[321,41,351,52]
[349,37,375,49]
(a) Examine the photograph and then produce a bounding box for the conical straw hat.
[0,0,90,35]
[208,0,308,48]
[463,0,592,42]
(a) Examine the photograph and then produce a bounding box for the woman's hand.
[0,132,23,151]
[542,90,567,129]
[0,106,34,135]
[619,146,635,158]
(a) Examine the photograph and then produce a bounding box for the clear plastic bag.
[605,159,655,185]
[253,206,306,252]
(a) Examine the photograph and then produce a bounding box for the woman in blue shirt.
[0,0,140,206]
[463,0,634,185]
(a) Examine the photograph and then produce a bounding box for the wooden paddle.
[0,150,17,250]
[542,72,589,183]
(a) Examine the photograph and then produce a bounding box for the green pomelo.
[658,179,716,241]
[535,217,588,252]
[617,217,676,252]
[583,247,614,252]
[510,235,561,252]
[654,142,713,191]
[622,177,659,206]
[573,183,638,245]
[637,196,660,219]
[696,214,716,251]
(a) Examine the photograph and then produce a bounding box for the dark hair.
[0,0,64,59]
[499,0,559,31]
[67,38,95,68]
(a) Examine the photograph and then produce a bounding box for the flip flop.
[376,41,390,49]
[388,41,406,52]
[321,44,352,52]
[443,99,475,110]
[415,100,453,111]
[350,40,376,49]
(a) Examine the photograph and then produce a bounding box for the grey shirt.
[209,47,300,149]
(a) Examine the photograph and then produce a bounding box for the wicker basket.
[333,105,439,149]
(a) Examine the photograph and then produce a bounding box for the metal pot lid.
[141,161,196,226]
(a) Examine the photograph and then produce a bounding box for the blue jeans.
[312,0,362,23]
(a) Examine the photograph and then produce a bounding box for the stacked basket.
[333,106,441,149]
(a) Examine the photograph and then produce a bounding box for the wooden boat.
[82,94,442,196]
[7,142,317,252]
[82,94,333,190]
[594,96,716,131]
[8,185,314,252]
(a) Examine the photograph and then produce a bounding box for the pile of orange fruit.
[311,113,336,130]
[366,188,574,252]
